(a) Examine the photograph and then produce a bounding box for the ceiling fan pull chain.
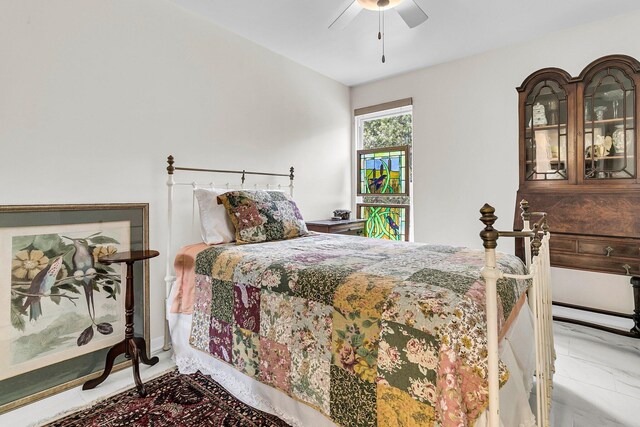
[378,7,382,40]
[381,9,386,63]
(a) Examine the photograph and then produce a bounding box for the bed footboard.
[480,201,553,427]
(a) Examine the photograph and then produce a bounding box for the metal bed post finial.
[541,215,550,235]
[167,155,175,175]
[480,204,499,249]
[289,167,295,197]
[521,199,533,270]
[520,199,531,223]
[532,225,543,257]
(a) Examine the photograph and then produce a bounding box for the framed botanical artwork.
[357,145,410,196]
[357,203,410,241]
[0,203,149,413]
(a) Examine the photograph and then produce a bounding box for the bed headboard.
[163,155,295,350]
[166,155,294,190]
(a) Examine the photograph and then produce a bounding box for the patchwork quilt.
[189,233,528,427]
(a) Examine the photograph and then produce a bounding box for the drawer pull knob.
[623,264,632,275]
[605,246,614,257]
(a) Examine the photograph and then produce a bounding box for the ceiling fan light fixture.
[356,0,404,11]
[329,0,429,64]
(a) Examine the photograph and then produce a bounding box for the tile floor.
[1,310,639,427]
[550,307,640,427]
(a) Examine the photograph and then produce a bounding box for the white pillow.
[194,188,236,245]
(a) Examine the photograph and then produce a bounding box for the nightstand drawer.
[306,219,366,236]
[326,223,363,234]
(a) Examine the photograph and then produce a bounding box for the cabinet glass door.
[524,80,568,181]
[584,68,636,179]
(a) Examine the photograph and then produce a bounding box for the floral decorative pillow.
[217,190,308,244]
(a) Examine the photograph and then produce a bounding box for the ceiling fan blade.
[329,1,363,30]
[395,0,429,28]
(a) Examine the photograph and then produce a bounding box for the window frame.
[353,104,414,241]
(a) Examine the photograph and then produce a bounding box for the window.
[354,99,413,241]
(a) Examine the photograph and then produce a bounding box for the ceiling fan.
[329,0,429,63]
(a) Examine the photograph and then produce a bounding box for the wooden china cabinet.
[514,54,640,337]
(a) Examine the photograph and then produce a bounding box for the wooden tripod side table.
[83,250,159,396]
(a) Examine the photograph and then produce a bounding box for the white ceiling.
[169,0,640,87]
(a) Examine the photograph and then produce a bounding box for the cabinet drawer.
[578,241,640,259]
[550,235,577,253]
[551,252,640,276]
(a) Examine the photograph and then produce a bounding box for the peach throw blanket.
[170,243,209,314]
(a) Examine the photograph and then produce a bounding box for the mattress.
[168,234,536,427]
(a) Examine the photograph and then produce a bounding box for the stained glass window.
[357,146,409,196]
[357,204,409,241]
[356,104,412,242]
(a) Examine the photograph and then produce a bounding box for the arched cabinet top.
[576,54,640,83]
[517,56,640,93]
[517,68,572,93]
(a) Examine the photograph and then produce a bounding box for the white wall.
[0,0,352,347]
[351,11,640,313]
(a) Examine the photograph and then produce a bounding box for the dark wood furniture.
[306,219,366,236]
[515,55,640,338]
[83,250,160,395]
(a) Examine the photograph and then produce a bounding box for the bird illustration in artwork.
[368,174,387,192]
[386,215,400,238]
[22,256,64,321]
[63,236,98,320]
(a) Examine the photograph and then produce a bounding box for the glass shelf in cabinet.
[587,117,634,126]
[585,155,634,160]
[529,123,568,130]
[525,158,563,163]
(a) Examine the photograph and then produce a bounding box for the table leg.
[83,340,127,390]
[128,340,147,397]
[133,336,159,366]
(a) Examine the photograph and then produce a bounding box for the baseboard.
[151,336,167,354]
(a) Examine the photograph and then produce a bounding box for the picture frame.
[0,203,149,413]
[357,203,410,242]
[357,145,410,196]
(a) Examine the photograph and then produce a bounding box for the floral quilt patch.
[189,233,528,426]
[233,283,260,333]
[259,337,291,392]
[290,349,331,414]
[217,190,308,244]
[232,326,260,378]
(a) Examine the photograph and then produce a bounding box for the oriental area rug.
[43,370,290,427]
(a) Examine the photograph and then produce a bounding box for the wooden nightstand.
[306,219,366,236]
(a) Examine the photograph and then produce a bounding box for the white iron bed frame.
[162,155,555,427]
[480,201,554,427]
[163,155,295,351]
